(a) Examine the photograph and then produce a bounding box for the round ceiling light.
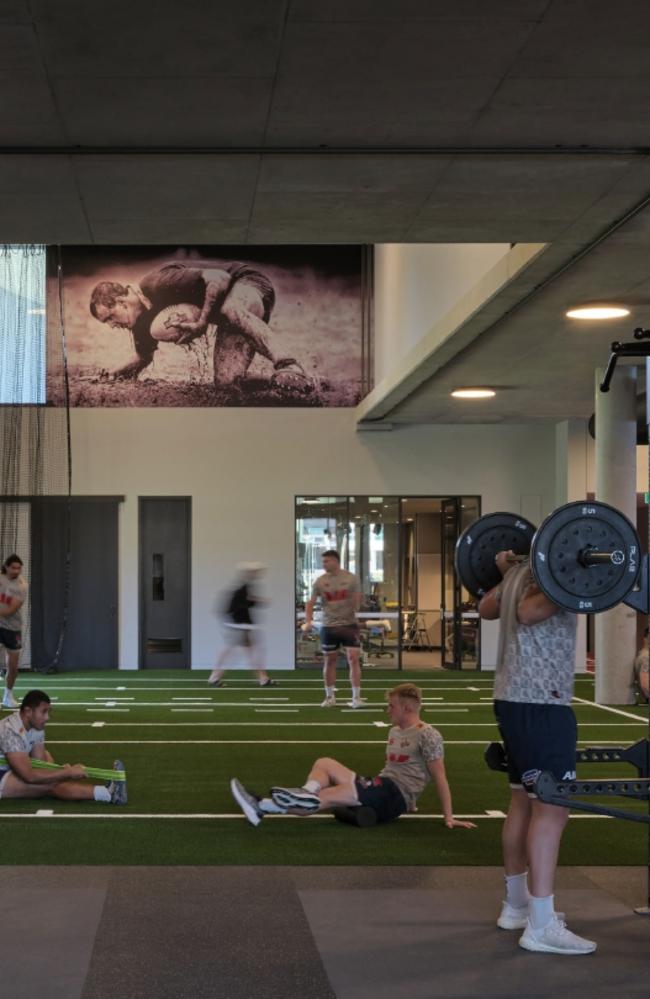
[451,388,496,399]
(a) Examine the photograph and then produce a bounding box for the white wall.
[374,243,511,382]
[70,409,557,670]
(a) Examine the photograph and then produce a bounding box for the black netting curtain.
[0,245,71,670]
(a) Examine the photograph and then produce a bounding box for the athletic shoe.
[497,902,529,930]
[497,902,566,930]
[2,691,18,709]
[321,695,336,707]
[208,678,225,687]
[519,916,596,955]
[271,786,321,813]
[108,760,128,806]
[230,777,264,827]
[348,697,365,709]
[259,679,276,687]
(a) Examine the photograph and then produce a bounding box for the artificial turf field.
[1,669,649,866]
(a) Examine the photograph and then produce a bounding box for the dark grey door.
[31,499,119,671]
[140,498,191,669]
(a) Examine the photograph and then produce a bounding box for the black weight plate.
[455,512,537,599]
[531,500,640,613]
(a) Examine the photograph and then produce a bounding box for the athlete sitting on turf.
[230,683,476,829]
[0,689,127,804]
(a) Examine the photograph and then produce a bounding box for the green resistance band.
[0,756,126,782]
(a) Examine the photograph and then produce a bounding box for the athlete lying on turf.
[231,683,476,829]
[0,689,127,804]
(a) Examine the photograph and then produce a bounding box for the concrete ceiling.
[3,1,650,422]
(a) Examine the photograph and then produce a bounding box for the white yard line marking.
[91,722,105,728]
[45,720,643,729]
[87,708,130,713]
[94,697,134,701]
[485,810,507,817]
[248,698,290,702]
[172,697,213,701]
[170,709,214,713]
[0,812,615,821]
[35,809,54,817]
[572,697,648,723]
[44,739,536,746]
[254,709,299,713]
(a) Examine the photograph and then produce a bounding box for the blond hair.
[386,683,422,707]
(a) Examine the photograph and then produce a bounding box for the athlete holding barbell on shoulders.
[479,550,597,956]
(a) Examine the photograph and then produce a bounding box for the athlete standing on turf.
[303,550,363,708]
[0,689,127,804]
[479,551,596,956]
[0,555,27,709]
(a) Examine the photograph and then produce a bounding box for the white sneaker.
[497,902,566,930]
[519,916,596,955]
[348,698,364,709]
[2,691,18,709]
[321,695,336,707]
[497,901,529,930]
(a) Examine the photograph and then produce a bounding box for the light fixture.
[566,305,630,320]
[451,388,496,399]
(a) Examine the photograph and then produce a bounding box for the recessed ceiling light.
[451,388,496,399]
[566,305,630,320]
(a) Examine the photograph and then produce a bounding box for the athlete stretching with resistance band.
[0,690,127,804]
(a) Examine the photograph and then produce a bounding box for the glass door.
[441,497,461,669]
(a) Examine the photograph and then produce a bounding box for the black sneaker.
[271,786,320,813]
[230,778,264,827]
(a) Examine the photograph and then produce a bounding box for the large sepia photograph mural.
[47,245,368,407]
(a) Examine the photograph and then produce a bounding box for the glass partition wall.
[296,495,480,671]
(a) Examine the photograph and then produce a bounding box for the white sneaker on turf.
[230,777,264,827]
[348,697,364,709]
[497,901,529,930]
[271,785,321,813]
[519,916,596,955]
[2,691,18,709]
[321,695,336,707]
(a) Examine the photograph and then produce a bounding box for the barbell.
[455,500,643,614]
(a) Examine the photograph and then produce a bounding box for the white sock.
[529,894,555,929]
[352,687,361,699]
[325,686,335,697]
[259,797,285,814]
[504,871,529,909]
[303,779,321,794]
[94,786,111,803]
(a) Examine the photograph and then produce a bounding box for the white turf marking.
[91,721,105,728]
[94,697,134,701]
[254,709,299,713]
[44,739,534,746]
[103,701,116,707]
[36,809,54,817]
[572,697,648,723]
[33,700,490,709]
[485,810,507,817]
[248,697,290,702]
[0,812,614,821]
[117,686,126,691]
[45,720,645,729]
[87,708,130,713]
[170,708,214,713]
[172,697,213,701]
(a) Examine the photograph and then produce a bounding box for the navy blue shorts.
[354,775,406,822]
[320,625,361,652]
[0,627,21,651]
[493,700,577,795]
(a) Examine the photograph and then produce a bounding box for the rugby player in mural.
[89,261,315,396]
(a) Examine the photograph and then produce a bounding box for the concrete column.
[594,366,637,704]
[555,419,588,674]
